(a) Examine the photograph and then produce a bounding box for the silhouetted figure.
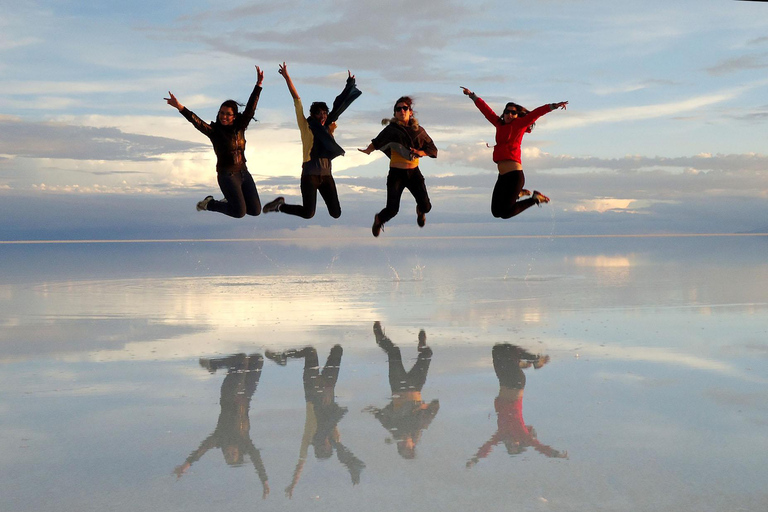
[174,353,269,498]
[265,345,364,498]
[467,344,567,467]
[368,322,440,459]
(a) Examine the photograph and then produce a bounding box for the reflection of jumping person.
[165,66,264,217]
[460,86,567,219]
[358,97,438,237]
[368,322,440,459]
[265,345,364,498]
[261,63,362,219]
[174,354,269,499]
[467,344,566,467]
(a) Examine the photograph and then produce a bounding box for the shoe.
[532,190,550,206]
[196,196,214,211]
[416,206,425,228]
[262,196,284,213]
[264,350,287,366]
[372,214,383,237]
[519,189,531,198]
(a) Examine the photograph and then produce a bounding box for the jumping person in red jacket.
[461,87,566,219]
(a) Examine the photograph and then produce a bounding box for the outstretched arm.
[238,65,264,126]
[279,62,300,100]
[461,86,500,126]
[460,86,478,101]
[164,91,184,112]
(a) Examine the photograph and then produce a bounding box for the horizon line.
[2,233,768,245]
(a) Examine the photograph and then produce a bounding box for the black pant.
[491,170,536,219]
[377,167,431,224]
[208,169,261,218]
[280,174,342,219]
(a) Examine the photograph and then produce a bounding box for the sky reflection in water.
[1,237,766,511]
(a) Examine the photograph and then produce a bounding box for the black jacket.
[180,84,262,173]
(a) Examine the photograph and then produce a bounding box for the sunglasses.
[394,105,411,112]
[503,109,518,116]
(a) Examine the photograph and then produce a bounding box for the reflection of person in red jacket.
[461,86,567,220]
[467,344,567,468]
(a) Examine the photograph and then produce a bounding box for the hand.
[348,69,355,80]
[554,101,568,110]
[278,62,289,79]
[262,482,270,499]
[173,463,190,478]
[460,86,473,96]
[358,146,374,155]
[256,65,264,86]
[410,148,426,158]
[164,91,183,111]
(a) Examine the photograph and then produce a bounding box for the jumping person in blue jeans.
[165,65,264,218]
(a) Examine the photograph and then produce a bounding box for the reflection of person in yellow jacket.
[368,322,440,459]
[467,344,567,468]
[174,354,269,499]
[265,345,364,498]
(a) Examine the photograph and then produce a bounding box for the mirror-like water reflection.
[1,238,766,511]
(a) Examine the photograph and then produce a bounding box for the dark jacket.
[371,120,438,160]
[303,75,362,172]
[180,84,262,173]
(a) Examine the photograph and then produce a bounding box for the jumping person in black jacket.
[359,96,437,237]
[165,66,264,218]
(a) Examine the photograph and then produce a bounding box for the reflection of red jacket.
[473,97,552,164]
[474,393,561,459]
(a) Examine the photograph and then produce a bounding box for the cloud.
[705,53,768,76]
[0,118,206,161]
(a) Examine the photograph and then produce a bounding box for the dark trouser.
[491,170,536,219]
[280,174,342,219]
[376,334,433,394]
[208,169,261,218]
[377,167,431,224]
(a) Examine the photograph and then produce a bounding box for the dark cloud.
[0,118,207,161]
[148,0,479,82]
[705,53,768,76]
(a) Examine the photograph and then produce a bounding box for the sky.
[1,0,768,240]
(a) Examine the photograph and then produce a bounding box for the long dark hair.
[501,102,535,132]
[216,99,257,126]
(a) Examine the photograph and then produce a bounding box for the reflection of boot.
[417,329,427,352]
[199,358,217,373]
[265,350,287,366]
[373,321,385,344]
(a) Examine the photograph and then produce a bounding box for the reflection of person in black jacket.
[359,97,438,237]
[265,345,364,498]
[466,344,566,468]
[261,63,362,219]
[174,353,269,499]
[368,322,439,459]
[165,66,264,218]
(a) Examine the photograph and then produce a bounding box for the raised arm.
[166,91,213,137]
[461,86,500,127]
[326,70,362,125]
[238,65,264,127]
[165,91,184,112]
[279,62,300,100]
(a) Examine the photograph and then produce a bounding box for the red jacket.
[473,97,553,164]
